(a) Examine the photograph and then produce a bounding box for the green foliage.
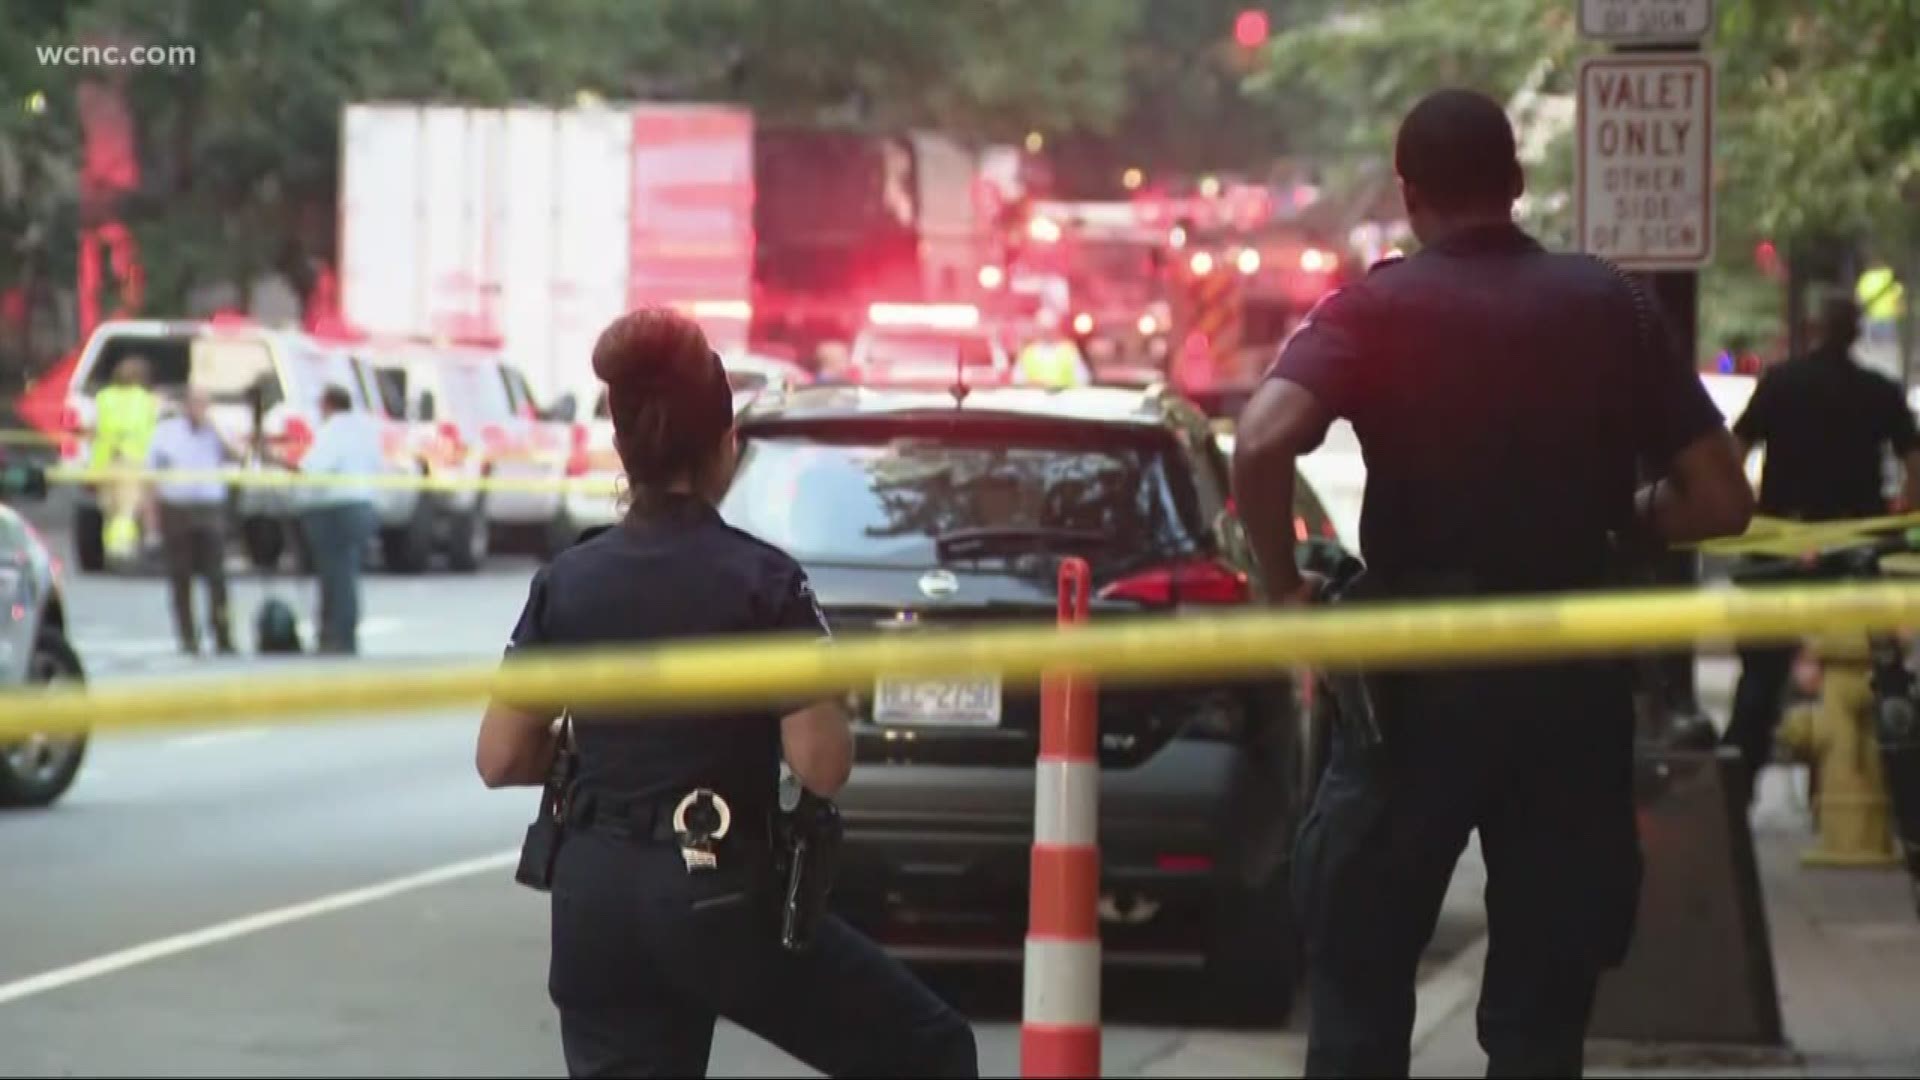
[0,0,1142,359]
[1246,0,1920,359]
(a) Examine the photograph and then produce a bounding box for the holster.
[515,718,577,893]
[1313,559,1388,754]
[774,790,843,952]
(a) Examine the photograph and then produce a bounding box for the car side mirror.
[415,392,437,423]
[546,393,578,424]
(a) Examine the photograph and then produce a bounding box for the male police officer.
[1233,90,1754,1077]
[1724,292,1920,803]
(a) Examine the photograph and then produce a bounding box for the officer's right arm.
[1234,287,1361,603]
[478,569,563,788]
[772,568,853,797]
[1625,282,1754,542]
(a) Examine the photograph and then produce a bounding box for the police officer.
[476,307,977,1079]
[1232,90,1754,1077]
[1724,291,1920,803]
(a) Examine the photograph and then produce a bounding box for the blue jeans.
[298,501,374,654]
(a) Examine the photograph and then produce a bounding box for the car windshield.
[434,358,515,422]
[860,330,995,371]
[720,426,1201,570]
[85,332,277,405]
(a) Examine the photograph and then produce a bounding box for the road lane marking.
[1410,932,1490,1051]
[169,728,267,749]
[0,849,518,1006]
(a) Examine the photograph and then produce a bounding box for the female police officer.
[477,308,978,1078]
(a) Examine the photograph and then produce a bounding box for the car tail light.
[280,417,314,464]
[1156,853,1214,873]
[380,423,408,460]
[565,424,590,477]
[1098,557,1249,606]
[436,421,467,464]
[58,405,82,461]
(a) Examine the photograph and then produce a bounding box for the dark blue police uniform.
[507,494,977,1078]
[1271,223,1722,1077]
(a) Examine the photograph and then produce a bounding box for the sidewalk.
[1410,770,1920,1077]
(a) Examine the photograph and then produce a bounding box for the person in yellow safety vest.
[1015,310,1092,389]
[92,354,161,565]
[1856,264,1905,351]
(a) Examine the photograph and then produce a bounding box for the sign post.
[1575,0,1715,729]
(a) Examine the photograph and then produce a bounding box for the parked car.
[718,381,1344,1022]
[0,466,87,808]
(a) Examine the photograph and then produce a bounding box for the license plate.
[872,675,1003,727]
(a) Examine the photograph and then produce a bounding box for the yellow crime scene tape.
[35,459,1920,557]
[7,578,1920,742]
[46,464,620,497]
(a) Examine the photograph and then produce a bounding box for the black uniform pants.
[1724,641,1798,802]
[159,503,231,653]
[549,830,978,1079]
[1295,665,1643,1078]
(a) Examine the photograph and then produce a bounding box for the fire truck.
[750,128,986,364]
[986,200,1173,368]
[1161,214,1358,389]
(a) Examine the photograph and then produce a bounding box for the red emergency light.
[867,303,981,331]
[1300,248,1337,273]
[1233,9,1270,48]
[676,299,752,321]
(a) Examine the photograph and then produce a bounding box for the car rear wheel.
[542,508,578,561]
[0,631,88,809]
[381,502,434,574]
[445,500,489,572]
[242,515,286,571]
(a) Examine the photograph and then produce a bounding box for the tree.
[2,0,1145,371]
[1244,0,1920,360]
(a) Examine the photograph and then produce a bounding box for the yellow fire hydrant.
[1777,633,1900,867]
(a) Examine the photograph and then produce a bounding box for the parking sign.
[1576,55,1715,270]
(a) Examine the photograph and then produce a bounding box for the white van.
[63,317,410,571]
[369,343,577,557]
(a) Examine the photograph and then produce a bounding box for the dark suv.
[721,383,1344,1022]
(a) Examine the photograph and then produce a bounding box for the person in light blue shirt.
[292,386,383,654]
[148,386,241,655]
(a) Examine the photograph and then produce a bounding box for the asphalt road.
[1,556,1492,1077]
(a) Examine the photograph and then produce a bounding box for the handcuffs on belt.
[673,788,732,872]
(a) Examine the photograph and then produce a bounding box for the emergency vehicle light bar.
[867,303,981,330]
[676,299,752,321]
